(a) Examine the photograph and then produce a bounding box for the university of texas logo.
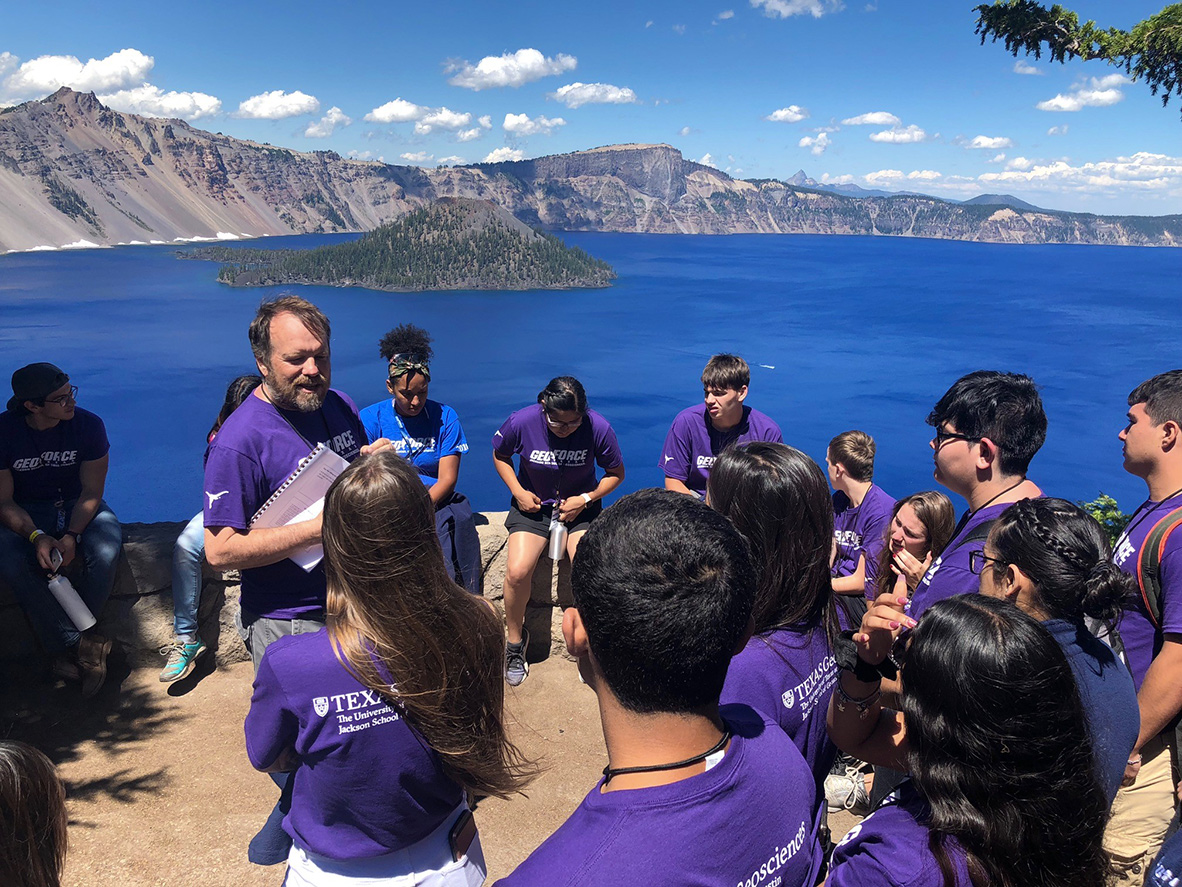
[313,696,330,717]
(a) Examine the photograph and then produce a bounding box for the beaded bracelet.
[835,681,882,719]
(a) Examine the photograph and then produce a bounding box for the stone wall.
[0,514,575,669]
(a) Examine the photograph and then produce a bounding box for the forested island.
[182,199,615,291]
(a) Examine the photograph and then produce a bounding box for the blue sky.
[1,0,1178,215]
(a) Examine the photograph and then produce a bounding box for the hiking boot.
[506,629,529,687]
[824,763,871,813]
[77,632,113,699]
[159,638,208,683]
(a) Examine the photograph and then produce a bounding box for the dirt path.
[1,654,858,886]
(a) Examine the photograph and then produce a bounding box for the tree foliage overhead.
[974,1,1182,117]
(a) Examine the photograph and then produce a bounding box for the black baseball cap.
[8,363,70,412]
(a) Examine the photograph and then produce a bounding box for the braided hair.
[987,497,1130,626]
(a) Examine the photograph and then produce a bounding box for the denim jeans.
[0,499,122,653]
[170,511,205,639]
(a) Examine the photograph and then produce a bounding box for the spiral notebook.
[249,442,350,571]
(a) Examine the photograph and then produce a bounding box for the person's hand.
[558,496,587,522]
[1123,752,1142,787]
[34,534,65,572]
[515,491,543,513]
[361,437,394,456]
[854,574,917,665]
[54,534,77,570]
[892,550,932,591]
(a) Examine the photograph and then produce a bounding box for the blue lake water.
[1,233,1178,522]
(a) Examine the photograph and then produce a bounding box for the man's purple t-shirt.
[245,628,462,859]
[829,782,971,887]
[203,390,365,619]
[909,500,1014,620]
[496,704,822,887]
[659,404,783,498]
[720,625,838,800]
[1114,492,1182,690]
[0,407,109,502]
[832,484,895,581]
[492,405,623,505]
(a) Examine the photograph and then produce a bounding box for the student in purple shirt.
[867,492,955,603]
[492,376,625,686]
[497,490,822,887]
[827,430,894,623]
[909,371,1046,620]
[974,497,1139,803]
[829,595,1109,887]
[1106,370,1182,883]
[660,354,782,498]
[245,451,534,886]
[710,443,839,804]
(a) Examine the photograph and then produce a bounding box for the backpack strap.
[1135,507,1182,630]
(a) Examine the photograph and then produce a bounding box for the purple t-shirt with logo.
[659,404,783,498]
[203,390,364,619]
[909,500,1014,620]
[832,484,896,580]
[1114,492,1182,690]
[829,781,971,887]
[720,625,838,799]
[245,628,462,859]
[492,404,623,505]
[0,407,109,503]
[496,704,822,887]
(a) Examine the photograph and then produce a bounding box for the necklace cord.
[602,729,732,784]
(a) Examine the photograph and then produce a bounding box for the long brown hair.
[873,491,956,600]
[322,451,535,798]
[0,741,67,887]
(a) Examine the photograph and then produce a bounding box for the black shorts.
[504,499,602,539]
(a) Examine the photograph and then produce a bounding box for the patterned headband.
[388,353,431,381]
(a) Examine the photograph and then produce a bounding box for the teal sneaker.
[159,639,208,683]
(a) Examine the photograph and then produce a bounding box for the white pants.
[283,804,486,887]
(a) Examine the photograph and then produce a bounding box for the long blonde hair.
[323,451,535,798]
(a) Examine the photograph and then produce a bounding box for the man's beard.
[265,373,328,412]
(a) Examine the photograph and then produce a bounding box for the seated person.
[660,354,782,498]
[497,489,822,887]
[828,430,894,605]
[0,363,120,697]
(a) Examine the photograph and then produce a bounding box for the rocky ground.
[0,649,859,886]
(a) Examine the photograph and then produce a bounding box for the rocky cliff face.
[1,88,1178,252]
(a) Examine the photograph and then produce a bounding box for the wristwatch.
[581,493,593,506]
[63,530,81,543]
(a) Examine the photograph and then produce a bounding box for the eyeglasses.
[932,427,979,448]
[968,549,1006,575]
[545,412,582,431]
[43,386,78,407]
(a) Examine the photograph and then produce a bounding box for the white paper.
[249,445,350,571]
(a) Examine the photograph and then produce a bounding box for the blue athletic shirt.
[360,398,469,484]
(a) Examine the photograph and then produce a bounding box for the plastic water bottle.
[48,575,96,632]
[548,510,568,561]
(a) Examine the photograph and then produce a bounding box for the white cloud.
[646,20,654,27]
[750,0,844,18]
[483,147,525,162]
[968,135,1013,149]
[400,151,433,163]
[821,173,855,184]
[907,170,941,181]
[456,128,484,142]
[503,112,566,136]
[766,105,809,123]
[2,48,154,100]
[699,152,717,167]
[1013,60,1043,75]
[799,133,830,155]
[1037,74,1128,112]
[347,149,384,162]
[1005,156,1034,171]
[864,169,904,185]
[550,81,639,109]
[447,48,576,90]
[478,115,492,128]
[414,107,471,134]
[842,111,900,126]
[235,89,319,119]
[365,98,426,124]
[438,155,465,164]
[719,9,735,18]
[990,153,1007,163]
[679,125,692,136]
[977,151,1182,194]
[673,24,688,34]
[869,124,927,143]
[97,84,221,119]
[1047,125,1069,136]
[304,106,351,138]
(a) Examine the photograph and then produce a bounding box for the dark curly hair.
[378,324,433,365]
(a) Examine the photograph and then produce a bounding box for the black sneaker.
[506,629,529,686]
